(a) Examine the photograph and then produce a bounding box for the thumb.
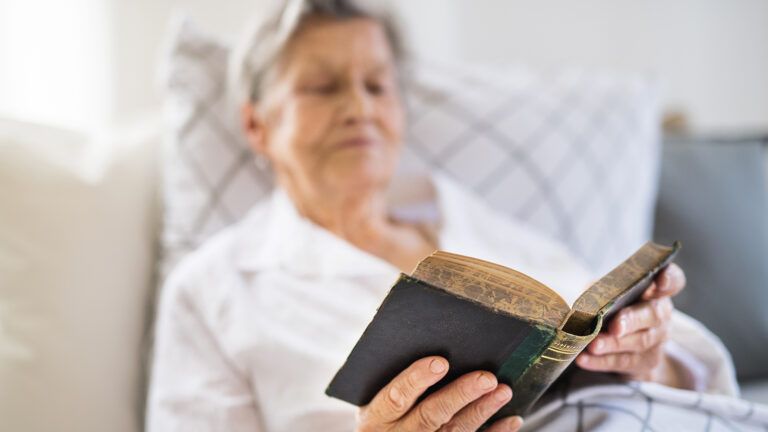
[643,263,686,300]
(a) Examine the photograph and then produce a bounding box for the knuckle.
[587,355,605,370]
[404,370,422,394]
[620,309,633,327]
[444,401,488,432]
[441,421,469,432]
[609,334,621,351]
[455,379,478,403]
[641,329,655,349]
[472,398,494,423]
[629,309,642,329]
[415,403,446,430]
[649,300,663,325]
[384,386,405,413]
[618,353,634,370]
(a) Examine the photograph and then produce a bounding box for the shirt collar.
[234,187,404,277]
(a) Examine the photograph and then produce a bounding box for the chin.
[326,157,396,192]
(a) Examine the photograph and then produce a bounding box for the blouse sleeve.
[146,272,264,432]
[665,310,740,396]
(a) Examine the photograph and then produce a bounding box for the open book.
[326,241,681,419]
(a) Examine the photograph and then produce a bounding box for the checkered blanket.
[523,371,768,431]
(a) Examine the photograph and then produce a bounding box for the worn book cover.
[325,241,681,419]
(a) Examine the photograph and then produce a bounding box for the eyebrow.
[296,56,394,76]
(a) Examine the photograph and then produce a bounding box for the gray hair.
[229,0,404,105]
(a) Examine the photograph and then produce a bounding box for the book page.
[412,251,570,328]
[570,241,681,321]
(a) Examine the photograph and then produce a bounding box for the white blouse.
[146,173,738,432]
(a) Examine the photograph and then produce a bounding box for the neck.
[277,175,438,273]
[282,179,392,247]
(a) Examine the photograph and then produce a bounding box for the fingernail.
[510,415,524,429]
[430,358,447,374]
[477,373,496,390]
[619,317,628,336]
[494,385,512,402]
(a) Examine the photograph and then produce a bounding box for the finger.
[642,263,686,300]
[640,281,658,301]
[576,344,664,375]
[439,384,513,432]
[485,415,524,432]
[400,370,498,431]
[608,297,673,337]
[588,325,669,355]
[363,356,449,424]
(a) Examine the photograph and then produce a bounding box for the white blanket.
[524,371,768,431]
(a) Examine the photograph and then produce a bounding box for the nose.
[341,83,374,125]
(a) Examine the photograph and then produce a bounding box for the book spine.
[495,319,601,417]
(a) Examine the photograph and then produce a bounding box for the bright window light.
[0,0,111,133]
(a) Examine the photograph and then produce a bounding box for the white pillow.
[159,18,273,277]
[401,62,661,275]
[160,18,660,277]
[0,118,158,432]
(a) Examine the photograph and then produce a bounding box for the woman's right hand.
[356,356,524,432]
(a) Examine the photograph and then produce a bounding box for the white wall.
[0,0,112,132]
[2,0,766,134]
[107,0,271,128]
[448,0,768,134]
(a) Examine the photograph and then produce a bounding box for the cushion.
[654,136,768,381]
[0,118,158,432]
[160,18,661,278]
[400,63,660,276]
[159,18,273,277]
[742,379,768,405]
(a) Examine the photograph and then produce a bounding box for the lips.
[336,136,376,148]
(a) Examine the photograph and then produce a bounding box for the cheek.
[381,98,406,147]
[268,101,332,162]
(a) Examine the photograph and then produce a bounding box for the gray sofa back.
[654,135,768,381]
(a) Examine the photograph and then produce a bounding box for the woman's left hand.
[575,263,688,387]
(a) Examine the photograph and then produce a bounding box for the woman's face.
[244,17,405,197]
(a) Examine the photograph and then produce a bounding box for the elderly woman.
[147,1,737,431]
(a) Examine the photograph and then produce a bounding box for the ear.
[241,102,268,155]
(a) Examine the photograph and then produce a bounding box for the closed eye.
[366,81,386,95]
[303,83,339,95]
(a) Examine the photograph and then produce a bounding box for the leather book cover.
[325,275,554,408]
